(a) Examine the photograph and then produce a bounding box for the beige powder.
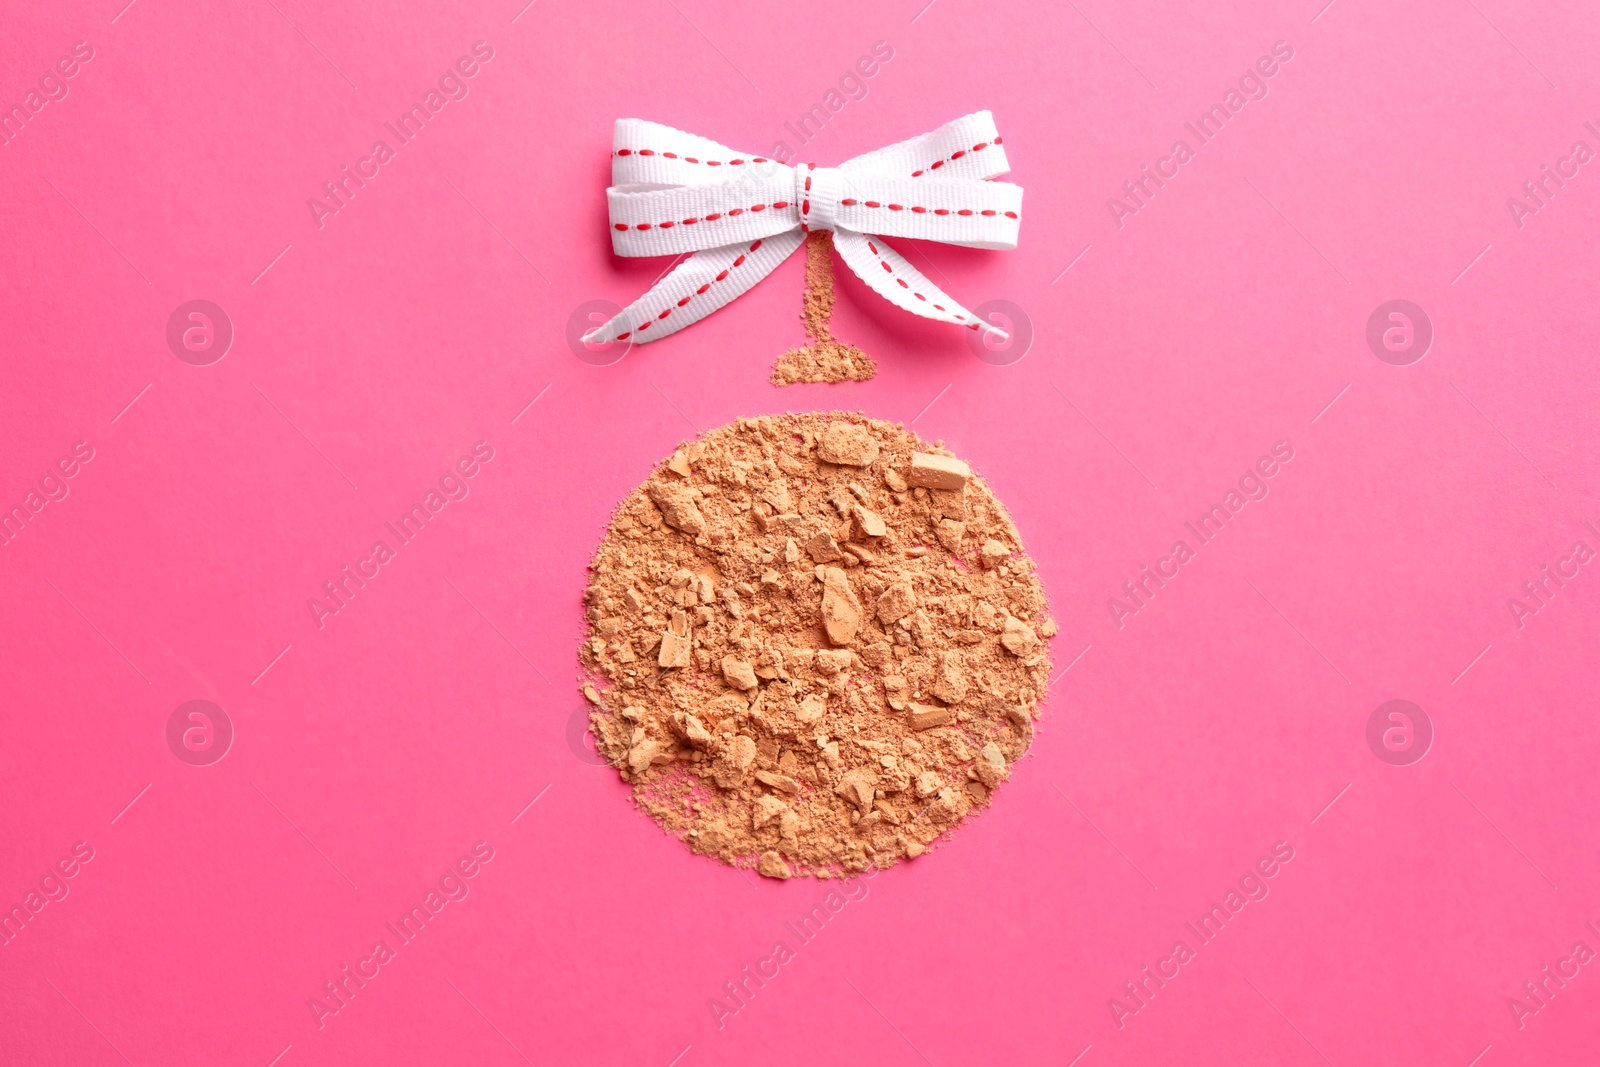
[770,233,877,387]
[579,413,1055,878]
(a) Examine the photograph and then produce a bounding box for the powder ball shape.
[579,412,1055,878]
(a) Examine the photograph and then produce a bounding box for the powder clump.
[579,412,1055,878]
[770,233,877,387]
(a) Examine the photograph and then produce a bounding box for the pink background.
[4,0,1600,1063]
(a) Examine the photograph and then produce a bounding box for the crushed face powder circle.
[579,412,1055,878]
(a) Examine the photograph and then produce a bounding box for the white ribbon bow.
[585,111,1022,346]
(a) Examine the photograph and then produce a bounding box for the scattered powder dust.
[578,412,1056,879]
[770,232,878,387]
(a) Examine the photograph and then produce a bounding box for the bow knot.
[796,163,848,234]
[588,111,1022,347]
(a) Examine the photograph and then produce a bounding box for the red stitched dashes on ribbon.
[608,240,767,342]
[613,203,793,233]
[614,149,771,166]
[839,199,1019,220]
[910,136,1004,177]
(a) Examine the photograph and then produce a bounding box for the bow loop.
[588,111,1022,347]
[827,176,1021,250]
[838,110,1011,182]
[608,171,796,257]
[610,118,773,187]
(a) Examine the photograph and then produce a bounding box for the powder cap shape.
[772,231,877,386]
[579,412,1055,878]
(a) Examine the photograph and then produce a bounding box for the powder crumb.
[981,538,1011,569]
[758,851,792,879]
[817,421,881,467]
[771,232,877,387]
[909,452,971,491]
[806,531,844,563]
[579,413,1054,878]
[722,656,758,691]
[820,566,864,645]
[908,703,953,731]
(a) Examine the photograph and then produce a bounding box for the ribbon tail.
[585,232,805,346]
[830,230,1007,341]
